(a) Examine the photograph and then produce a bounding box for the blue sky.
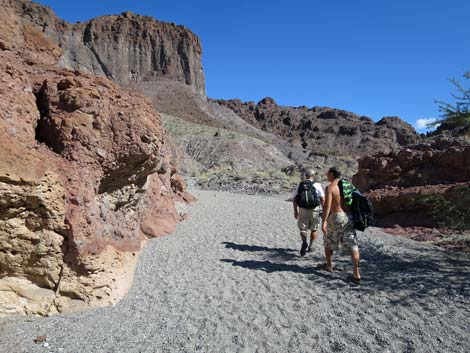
[34,0,470,131]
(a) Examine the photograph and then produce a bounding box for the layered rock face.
[354,143,470,191]
[0,1,190,316]
[9,0,205,97]
[353,142,470,228]
[214,98,421,157]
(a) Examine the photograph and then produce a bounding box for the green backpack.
[339,179,375,231]
[338,179,356,206]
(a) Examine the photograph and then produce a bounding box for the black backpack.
[339,179,374,231]
[296,180,320,209]
[351,190,374,231]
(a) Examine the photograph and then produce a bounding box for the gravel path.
[1,189,469,353]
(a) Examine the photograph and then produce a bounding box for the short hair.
[328,166,341,179]
[304,168,315,177]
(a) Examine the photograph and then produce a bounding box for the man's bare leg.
[324,247,333,272]
[300,233,308,256]
[307,231,318,252]
[350,249,361,281]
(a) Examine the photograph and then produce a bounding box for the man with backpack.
[321,167,361,283]
[293,168,325,256]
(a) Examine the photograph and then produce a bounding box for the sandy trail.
[0,189,469,353]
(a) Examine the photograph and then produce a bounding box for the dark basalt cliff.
[213,98,421,157]
[10,0,205,97]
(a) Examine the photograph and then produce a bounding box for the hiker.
[321,166,361,282]
[292,168,325,256]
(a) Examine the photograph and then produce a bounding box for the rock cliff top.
[8,0,205,96]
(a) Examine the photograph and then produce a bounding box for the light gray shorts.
[297,207,321,235]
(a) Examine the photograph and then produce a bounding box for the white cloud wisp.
[415,118,439,131]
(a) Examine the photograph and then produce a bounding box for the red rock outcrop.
[353,141,470,230]
[0,0,190,316]
[353,143,470,191]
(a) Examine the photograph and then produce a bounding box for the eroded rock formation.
[0,0,191,316]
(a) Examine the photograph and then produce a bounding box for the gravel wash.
[0,189,469,353]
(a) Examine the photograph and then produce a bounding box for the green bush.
[414,186,470,231]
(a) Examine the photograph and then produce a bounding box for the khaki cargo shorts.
[297,207,321,235]
[324,212,359,252]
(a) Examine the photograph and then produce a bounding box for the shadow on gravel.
[316,239,470,305]
[220,259,317,275]
[221,241,470,307]
[222,242,298,261]
[220,259,339,283]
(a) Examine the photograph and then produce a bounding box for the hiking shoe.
[300,242,308,257]
[307,246,313,253]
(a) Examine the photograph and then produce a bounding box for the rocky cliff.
[9,0,205,97]
[214,98,421,158]
[0,0,191,316]
[11,0,426,189]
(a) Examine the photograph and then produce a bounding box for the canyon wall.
[0,0,191,316]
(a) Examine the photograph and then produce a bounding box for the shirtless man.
[321,167,361,282]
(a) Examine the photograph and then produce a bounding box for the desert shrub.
[414,186,470,231]
[252,171,270,180]
[232,174,247,181]
[269,170,288,180]
[196,165,233,180]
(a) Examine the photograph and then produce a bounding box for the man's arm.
[322,185,332,234]
[292,185,299,219]
[317,184,326,209]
